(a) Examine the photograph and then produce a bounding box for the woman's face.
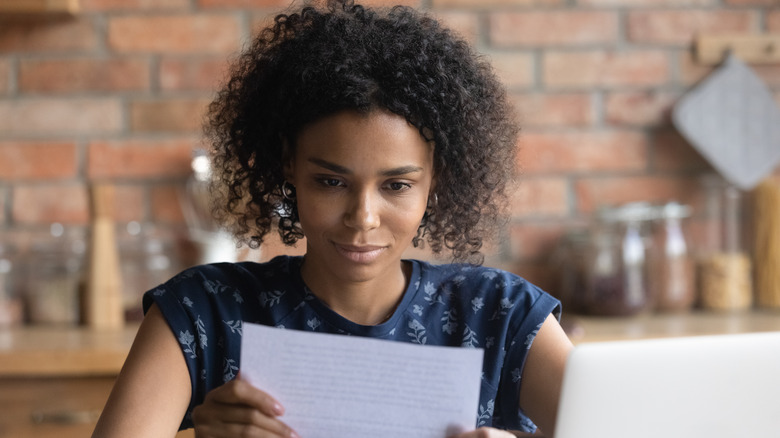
[285,109,434,285]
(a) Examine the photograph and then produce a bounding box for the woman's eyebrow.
[307,158,423,177]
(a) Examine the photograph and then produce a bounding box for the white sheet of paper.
[240,322,484,438]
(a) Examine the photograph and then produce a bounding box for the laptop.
[554,331,780,438]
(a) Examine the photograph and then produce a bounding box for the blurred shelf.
[0,0,79,15]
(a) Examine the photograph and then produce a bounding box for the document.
[240,322,484,438]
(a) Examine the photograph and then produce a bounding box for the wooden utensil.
[84,183,124,330]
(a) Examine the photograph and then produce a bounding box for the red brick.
[575,175,703,214]
[112,185,146,223]
[159,57,230,91]
[517,130,648,174]
[433,11,480,47]
[490,11,618,47]
[579,0,714,5]
[433,0,562,6]
[543,50,669,89]
[0,98,122,136]
[511,93,594,128]
[0,58,9,95]
[509,221,566,261]
[488,52,535,89]
[88,138,196,179]
[81,0,189,10]
[509,177,569,218]
[198,0,310,7]
[769,11,780,31]
[108,15,242,54]
[605,91,679,127]
[19,58,150,93]
[13,183,90,224]
[130,98,211,133]
[150,184,186,224]
[0,141,78,180]
[628,10,757,45]
[0,18,97,53]
[652,129,712,172]
[724,0,778,4]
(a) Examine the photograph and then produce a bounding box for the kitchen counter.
[564,309,780,344]
[0,323,139,377]
[2,310,779,376]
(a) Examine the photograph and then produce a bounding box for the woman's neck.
[299,258,410,326]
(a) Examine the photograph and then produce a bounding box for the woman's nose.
[343,190,380,231]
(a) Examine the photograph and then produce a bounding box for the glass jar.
[582,203,654,316]
[652,202,696,312]
[697,175,753,311]
[25,224,87,325]
[119,222,180,321]
[0,239,23,326]
[551,228,590,315]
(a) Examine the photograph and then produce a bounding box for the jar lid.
[659,201,692,219]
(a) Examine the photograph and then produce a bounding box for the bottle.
[652,202,696,312]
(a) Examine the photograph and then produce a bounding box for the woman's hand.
[448,427,530,438]
[192,375,299,438]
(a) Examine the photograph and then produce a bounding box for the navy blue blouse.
[143,255,560,432]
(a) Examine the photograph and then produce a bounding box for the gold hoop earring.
[282,181,296,201]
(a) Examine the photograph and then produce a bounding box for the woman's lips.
[333,243,386,263]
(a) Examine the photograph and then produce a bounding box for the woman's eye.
[321,178,343,187]
[387,182,411,191]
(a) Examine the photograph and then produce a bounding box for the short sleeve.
[497,284,561,431]
[142,265,244,430]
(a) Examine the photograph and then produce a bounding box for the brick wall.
[1,0,779,291]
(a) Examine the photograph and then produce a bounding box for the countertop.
[2,310,780,377]
[0,323,139,377]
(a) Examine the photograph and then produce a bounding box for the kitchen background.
[0,0,779,325]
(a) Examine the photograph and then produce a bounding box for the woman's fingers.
[206,378,285,417]
[193,378,299,438]
[193,402,296,437]
[448,427,519,438]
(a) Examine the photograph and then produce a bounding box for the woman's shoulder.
[144,256,302,307]
[167,255,300,286]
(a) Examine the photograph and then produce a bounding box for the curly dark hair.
[206,0,518,263]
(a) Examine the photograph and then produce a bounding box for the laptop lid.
[554,331,780,438]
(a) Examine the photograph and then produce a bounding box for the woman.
[92,1,573,437]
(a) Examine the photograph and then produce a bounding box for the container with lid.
[551,228,590,314]
[581,203,655,316]
[25,224,87,325]
[697,175,753,311]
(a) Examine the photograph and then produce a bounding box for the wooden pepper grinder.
[84,183,124,330]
